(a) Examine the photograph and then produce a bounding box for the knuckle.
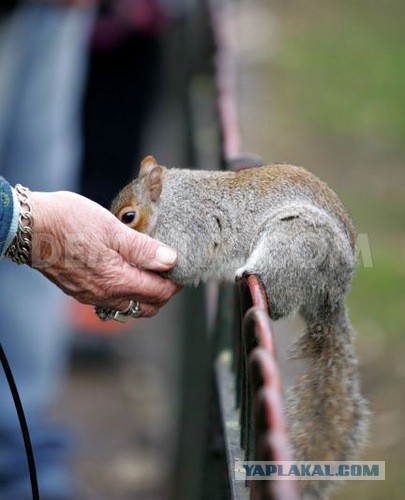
[156,286,173,303]
[144,280,171,304]
[159,280,178,301]
[103,288,113,301]
[143,304,159,318]
[93,284,108,302]
[144,277,178,304]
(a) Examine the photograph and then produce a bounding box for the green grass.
[342,193,405,340]
[272,1,405,148]
[343,195,404,237]
[349,250,405,340]
[266,0,405,341]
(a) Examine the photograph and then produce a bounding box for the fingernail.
[156,246,177,266]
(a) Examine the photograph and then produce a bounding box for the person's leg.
[2,5,94,190]
[81,33,163,207]
[0,4,94,499]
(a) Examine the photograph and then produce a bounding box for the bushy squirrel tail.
[286,300,369,498]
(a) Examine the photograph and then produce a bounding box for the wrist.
[29,191,50,237]
[5,184,34,266]
[29,191,62,269]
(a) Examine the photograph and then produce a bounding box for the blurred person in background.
[0,0,189,498]
[80,0,169,208]
[0,1,95,498]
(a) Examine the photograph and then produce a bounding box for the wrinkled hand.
[29,191,181,317]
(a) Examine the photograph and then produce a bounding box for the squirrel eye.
[121,211,136,224]
[118,206,138,226]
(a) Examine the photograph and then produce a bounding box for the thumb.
[111,223,177,271]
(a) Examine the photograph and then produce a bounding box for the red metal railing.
[234,275,300,499]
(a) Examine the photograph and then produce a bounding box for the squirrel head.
[111,155,165,234]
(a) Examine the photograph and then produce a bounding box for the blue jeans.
[0,4,93,499]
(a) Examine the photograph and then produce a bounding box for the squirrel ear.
[147,166,163,202]
[140,155,158,177]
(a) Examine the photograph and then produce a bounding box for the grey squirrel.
[111,155,369,498]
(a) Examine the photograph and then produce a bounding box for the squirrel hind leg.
[236,224,305,320]
[236,262,300,320]
[238,209,355,321]
[236,216,319,320]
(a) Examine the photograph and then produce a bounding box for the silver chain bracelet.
[5,184,33,265]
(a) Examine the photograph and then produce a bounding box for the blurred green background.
[237,0,405,498]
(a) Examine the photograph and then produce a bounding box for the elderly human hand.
[29,190,180,318]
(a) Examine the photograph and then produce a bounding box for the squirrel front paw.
[235,266,252,281]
